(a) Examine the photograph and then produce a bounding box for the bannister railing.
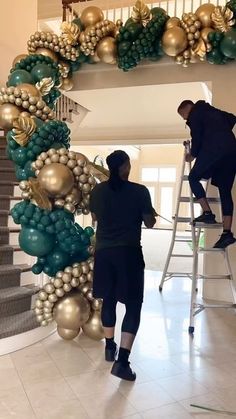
[55,94,80,123]
[62,0,226,22]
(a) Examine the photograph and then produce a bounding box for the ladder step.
[200,274,231,280]
[175,237,193,242]
[171,254,193,258]
[174,217,191,223]
[166,272,192,276]
[192,222,223,229]
[198,247,225,253]
[179,197,221,203]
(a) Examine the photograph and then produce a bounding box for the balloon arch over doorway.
[0,0,235,340]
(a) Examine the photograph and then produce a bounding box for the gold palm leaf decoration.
[61,21,80,45]
[28,177,52,210]
[212,6,235,32]
[132,0,150,25]
[36,77,55,96]
[88,162,109,183]
[12,116,37,146]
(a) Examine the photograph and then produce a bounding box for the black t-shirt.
[90,181,153,250]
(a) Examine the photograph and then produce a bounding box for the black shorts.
[93,246,145,304]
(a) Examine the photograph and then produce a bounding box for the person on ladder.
[178,99,236,249]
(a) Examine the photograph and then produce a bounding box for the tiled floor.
[1,271,236,418]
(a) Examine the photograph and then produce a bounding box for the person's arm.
[188,112,203,158]
[141,187,156,228]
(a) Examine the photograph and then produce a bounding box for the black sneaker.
[105,344,118,362]
[193,213,216,225]
[213,232,236,249]
[111,361,136,381]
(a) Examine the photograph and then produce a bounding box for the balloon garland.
[0,0,236,341]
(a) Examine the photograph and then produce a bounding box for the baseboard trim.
[0,322,56,355]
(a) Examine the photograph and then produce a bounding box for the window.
[160,187,173,225]
[146,186,155,206]
[159,167,176,182]
[141,168,158,182]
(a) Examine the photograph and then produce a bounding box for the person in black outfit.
[90,150,156,381]
[178,100,236,248]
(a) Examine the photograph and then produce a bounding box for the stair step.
[0,264,31,287]
[0,284,39,317]
[0,159,14,168]
[0,196,22,211]
[0,167,17,181]
[0,181,18,195]
[0,245,22,265]
[0,309,39,339]
[0,226,21,245]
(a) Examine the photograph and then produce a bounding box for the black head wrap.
[106,150,130,191]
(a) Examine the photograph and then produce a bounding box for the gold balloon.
[38,163,74,198]
[17,83,40,99]
[82,310,105,341]
[57,326,80,340]
[162,27,188,57]
[96,36,117,64]
[60,77,74,91]
[53,290,90,330]
[12,54,28,67]
[0,103,21,130]
[195,3,215,28]
[165,17,181,30]
[80,6,104,28]
[35,48,59,62]
[201,27,214,43]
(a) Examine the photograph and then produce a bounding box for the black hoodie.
[186,100,236,159]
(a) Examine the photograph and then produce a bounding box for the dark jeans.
[101,294,142,335]
[189,154,236,216]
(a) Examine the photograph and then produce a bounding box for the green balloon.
[46,246,70,272]
[24,160,35,177]
[220,29,236,58]
[12,147,28,167]
[31,64,55,83]
[72,17,84,31]
[8,69,33,86]
[84,226,94,237]
[19,227,54,256]
[207,48,225,65]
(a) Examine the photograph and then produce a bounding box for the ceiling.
[66,81,212,144]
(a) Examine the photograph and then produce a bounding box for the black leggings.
[101,295,142,335]
[189,157,236,216]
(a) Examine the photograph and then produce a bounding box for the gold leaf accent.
[88,163,109,183]
[192,38,207,60]
[28,177,52,210]
[36,77,54,96]
[12,116,36,147]
[132,0,150,25]
[212,6,235,32]
[61,22,80,45]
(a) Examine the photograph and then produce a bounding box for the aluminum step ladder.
[159,141,236,334]
[159,141,201,290]
[189,228,236,335]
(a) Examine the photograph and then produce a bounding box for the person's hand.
[152,208,158,217]
[185,153,194,163]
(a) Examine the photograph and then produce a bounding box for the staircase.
[0,134,39,339]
